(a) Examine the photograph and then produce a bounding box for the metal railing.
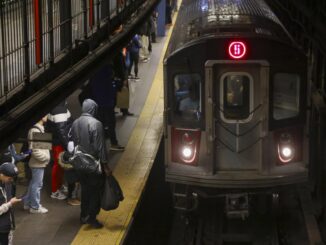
[0,0,140,103]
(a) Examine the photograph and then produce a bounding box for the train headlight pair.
[277,133,295,163]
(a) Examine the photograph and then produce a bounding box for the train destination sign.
[228,41,247,59]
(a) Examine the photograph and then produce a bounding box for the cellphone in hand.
[23,149,32,155]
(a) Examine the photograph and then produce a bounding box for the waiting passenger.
[139,20,151,62]
[0,144,31,196]
[113,49,134,116]
[0,163,20,245]
[90,66,125,151]
[23,116,50,214]
[47,101,72,200]
[127,34,141,81]
[71,99,111,229]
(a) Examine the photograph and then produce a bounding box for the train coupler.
[172,184,198,211]
[225,193,249,219]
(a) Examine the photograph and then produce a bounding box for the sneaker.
[87,219,104,229]
[110,144,125,151]
[67,199,81,206]
[141,58,149,63]
[122,111,134,116]
[134,76,140,81]
[51,190,67,200]
[60,185,68,193]
[30,206,48,214]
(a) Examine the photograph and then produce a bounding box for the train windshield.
[174,74,201,121]
[221,73,251,121]
[273,73,300,120]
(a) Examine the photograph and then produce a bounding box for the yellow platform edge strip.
[72,7,179,245]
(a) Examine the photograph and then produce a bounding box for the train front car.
[164,0,308,212]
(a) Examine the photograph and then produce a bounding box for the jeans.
[129,52,139,77]
[24,168,45,209]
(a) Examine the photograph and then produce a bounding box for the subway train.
[163,0,309,213]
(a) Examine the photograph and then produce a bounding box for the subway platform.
[12,22,175,245]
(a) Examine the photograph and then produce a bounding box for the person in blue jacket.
[127,34,142,80]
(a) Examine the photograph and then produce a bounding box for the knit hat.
[0,162,19,177]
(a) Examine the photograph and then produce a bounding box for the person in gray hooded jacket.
[71,99,110,229]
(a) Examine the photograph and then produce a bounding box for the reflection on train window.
[174,74,201,120]
[273,73,300,120]
[222,74,250,120]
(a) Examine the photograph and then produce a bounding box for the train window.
[174,74,201,121]
[273,73,300,120]
[221,73,251,121]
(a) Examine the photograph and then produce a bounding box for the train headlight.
[182,147,192,158]
[277,133,295,163]
[171,128,201,165]
[281,147,292,158]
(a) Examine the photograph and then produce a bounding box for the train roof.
[166,0,293,58]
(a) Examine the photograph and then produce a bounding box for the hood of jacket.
[82,99,98,117]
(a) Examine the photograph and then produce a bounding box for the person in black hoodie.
[71,99,111,229]
[47,101,73,200]
[0,163,20,245]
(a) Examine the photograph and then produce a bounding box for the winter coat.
[89,65,116,108]
[71,99,108,164]
[113,50,128,81]
[0,145,25,165]
[127,35,141,54]
[28,124,51,168]
[47,101,73,149]
[0,183,14,233]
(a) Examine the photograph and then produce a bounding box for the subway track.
[125,149,322,245]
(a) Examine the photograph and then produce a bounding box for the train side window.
[273,73,300,120]
[220,73,252,122]
[174,74,201,120]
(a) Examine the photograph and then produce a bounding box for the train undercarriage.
[169,184,323,245]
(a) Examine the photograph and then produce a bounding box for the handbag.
[69,145,102,174]
[58,151,74,170]
[116,86,130,109]
[101,175,124,211]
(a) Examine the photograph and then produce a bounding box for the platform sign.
[228,41,247,59]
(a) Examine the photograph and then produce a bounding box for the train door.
[205,61,269,173]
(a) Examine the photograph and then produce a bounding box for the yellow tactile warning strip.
[71,8,179,245]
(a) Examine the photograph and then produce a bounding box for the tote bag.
[101,175,124,211]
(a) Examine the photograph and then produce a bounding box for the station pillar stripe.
[89,0,94,28]
[33,0,42,65]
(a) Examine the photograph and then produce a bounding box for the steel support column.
[157,0,165,37]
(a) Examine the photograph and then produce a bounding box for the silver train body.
[163,0,309,209]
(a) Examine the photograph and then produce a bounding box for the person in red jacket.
[47,101,73,200]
